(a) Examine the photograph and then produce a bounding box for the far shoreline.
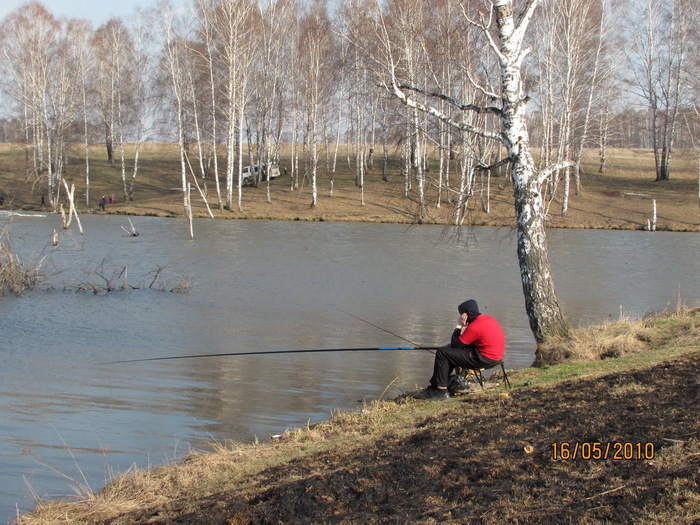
[10,203,700,233]
[2,146,699,233]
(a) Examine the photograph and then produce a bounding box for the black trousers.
[429,345,500,388]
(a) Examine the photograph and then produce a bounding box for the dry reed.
[0,225,45,294]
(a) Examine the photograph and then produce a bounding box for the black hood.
[458,299,480,322]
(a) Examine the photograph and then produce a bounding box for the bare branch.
[462,3,505,65]
[121,218,139,237]
[477,156,513,171]
[464,68,501,100]
[390,84,504,144]
[511,0,541,47]
[539,160,576,185]
[396,83,502,117]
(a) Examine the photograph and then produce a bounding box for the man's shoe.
[413,386,437,399]
[427,388,450,402]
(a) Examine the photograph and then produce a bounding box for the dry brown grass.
[536,306,700,366]
[1,143,699,231]
[535,317,655,365]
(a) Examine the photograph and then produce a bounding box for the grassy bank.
[16,308,700,524]
[1,143,699,231]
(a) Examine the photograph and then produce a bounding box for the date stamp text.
[551,442,655,460]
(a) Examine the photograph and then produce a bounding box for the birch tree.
[249,0,292,203]
[385,0,430,217]
[47,18,83,207]
[298,0,336,207]
[93,20,126,168]
[125,9,161,202]
[66,19,96,208]
[93,18,143,201]
[157,1,195,236]
[626,0,690,181]
[339,0,377,204]
[427,0,461,208]
[375,0,570,343]
[210,0,256,212]
[534,0,606,214]
[0,5,87,209]
[595,47,621,174]
[194,0,225,210]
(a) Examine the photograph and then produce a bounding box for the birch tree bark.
[488,0,570,342]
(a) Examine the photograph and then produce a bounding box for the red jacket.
[458,314,505,361]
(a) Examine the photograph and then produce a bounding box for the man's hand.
[456,312,468,329]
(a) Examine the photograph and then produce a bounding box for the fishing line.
[336,308,435,354]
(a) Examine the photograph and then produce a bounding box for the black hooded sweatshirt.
[451,300,481,347]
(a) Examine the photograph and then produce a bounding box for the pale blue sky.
[1,0,190,27]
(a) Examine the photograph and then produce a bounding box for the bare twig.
[121,218,140,237]
[581,485,626,501]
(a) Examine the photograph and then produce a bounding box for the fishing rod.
[102,345,440,365]
[104,309,437,365]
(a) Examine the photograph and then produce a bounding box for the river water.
[1,212,698,522]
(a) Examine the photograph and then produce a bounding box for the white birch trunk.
[452,144,473,227]
[79,45,91,207]
[598,95,611,173]
[310,87,319,207]
[200,5,223,211]
[331,96,343,196]
[186,183,193,240]
[413,108,425,218]
[404,117,411,197]
[237,103,245,212]
[494,0,569,342]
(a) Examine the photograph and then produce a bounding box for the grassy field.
[1,143,699,231]
[16,307,700,524]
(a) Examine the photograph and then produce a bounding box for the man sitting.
[415,299,505,401]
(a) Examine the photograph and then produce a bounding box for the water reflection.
[1,213,698,522]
